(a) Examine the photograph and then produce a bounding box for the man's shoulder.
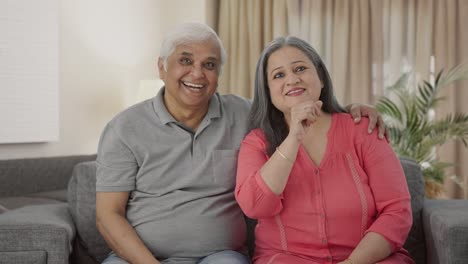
[108,99,154,127]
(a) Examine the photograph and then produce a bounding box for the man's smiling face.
[159,39,220,112]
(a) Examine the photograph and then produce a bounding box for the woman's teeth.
[286,88,305,95]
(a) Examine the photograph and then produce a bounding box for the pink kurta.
[235,113,414,264]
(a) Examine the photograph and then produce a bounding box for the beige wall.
[0,0,209,159]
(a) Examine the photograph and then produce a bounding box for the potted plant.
[376,64,468,198]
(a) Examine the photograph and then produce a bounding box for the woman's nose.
[286,74,300,85]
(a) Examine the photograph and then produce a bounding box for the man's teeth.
[183,81,203,89]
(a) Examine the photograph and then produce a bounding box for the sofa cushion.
[67,161,110,263]
[423,199,468,264]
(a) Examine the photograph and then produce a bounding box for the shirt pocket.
[212,149,238,187]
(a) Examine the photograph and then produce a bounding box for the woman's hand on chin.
[288,100,323,142]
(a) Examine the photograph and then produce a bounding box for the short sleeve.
[96,122,138,192]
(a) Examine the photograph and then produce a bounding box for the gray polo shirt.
[96,88,251,262]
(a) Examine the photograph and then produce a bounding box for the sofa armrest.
[422,199,468,264]
[0,203,75,264]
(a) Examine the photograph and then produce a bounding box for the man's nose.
[191,65,204,78]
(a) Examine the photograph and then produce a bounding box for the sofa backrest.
[67,161,109,263]
[0,155,96,198]
[68,157,426,263]
[399,157,426,264]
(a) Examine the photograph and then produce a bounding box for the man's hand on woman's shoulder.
[346,103,388,140]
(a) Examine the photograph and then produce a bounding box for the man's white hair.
[160,22,227,75]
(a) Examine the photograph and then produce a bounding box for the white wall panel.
[0,0,59,143]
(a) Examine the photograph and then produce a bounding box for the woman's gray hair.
[160,22,227,75]
[249,36,346,156]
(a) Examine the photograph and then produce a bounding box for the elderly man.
[96,23,386,264]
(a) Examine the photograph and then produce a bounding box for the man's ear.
[158,58,166,80]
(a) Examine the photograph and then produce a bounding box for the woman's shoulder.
[241,129,270,149]
[245,128,267,141]
[332,113,374,141]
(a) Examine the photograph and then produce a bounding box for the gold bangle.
[276,147,293,164]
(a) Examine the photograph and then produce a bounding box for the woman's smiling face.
[266,46,323,114]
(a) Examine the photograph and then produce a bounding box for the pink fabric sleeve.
[357,126,413,252]
[235,130,283,218]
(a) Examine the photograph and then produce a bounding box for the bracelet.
[276,147,293,164]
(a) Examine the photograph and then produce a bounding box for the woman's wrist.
[285,132,302,145]
[276,135,300,163]
[276,147,294,164]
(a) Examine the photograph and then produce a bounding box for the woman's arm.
[260,100,322,194]
[338,232,391,264]
[235,131,287,218]
[236,100,323,218]
[344,120,412,263]
[259,134,299,194]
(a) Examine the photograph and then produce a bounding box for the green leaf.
[378,63,468,186]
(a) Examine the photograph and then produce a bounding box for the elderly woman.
[235,36,414,264]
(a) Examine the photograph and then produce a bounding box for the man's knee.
[101,253,130,264]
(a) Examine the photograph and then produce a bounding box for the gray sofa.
[1,155,468,264]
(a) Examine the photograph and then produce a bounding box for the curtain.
[287,0,375,106]
[381,0,468,198]
[217,0,289,98]
[432,0,468,198]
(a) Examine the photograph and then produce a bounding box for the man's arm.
[345,104,388,139]
[96,192,160,264]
